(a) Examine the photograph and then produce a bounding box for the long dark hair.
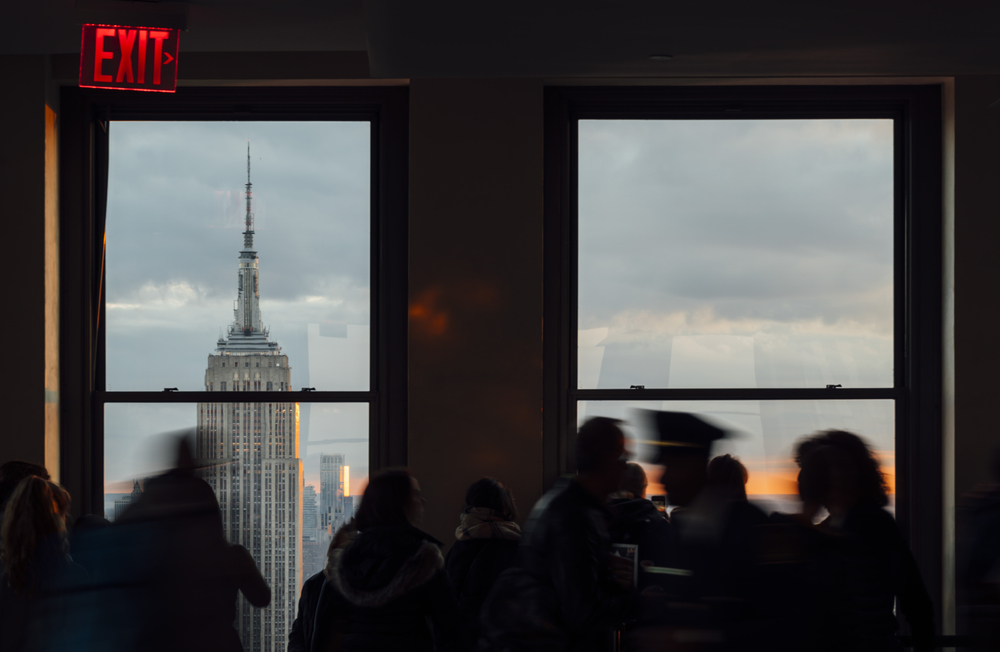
[463,478,517,521]
[1,477,67,594]
[794,430,889,508]
[355,469,414,530]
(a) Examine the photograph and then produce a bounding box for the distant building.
[113,496,130,521]
[112,479,143,521]
[320,454,351,534]
[196,148,302,652]
[302,484,324,578]
[303,485,318,542]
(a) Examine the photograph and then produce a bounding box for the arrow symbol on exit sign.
[164,52,174,65]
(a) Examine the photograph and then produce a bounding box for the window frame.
[543,85,943,617]
[59,86,409,521]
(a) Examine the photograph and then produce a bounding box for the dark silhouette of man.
[631,411,768,651]
[481,417,636,652]
[608,463,672,592]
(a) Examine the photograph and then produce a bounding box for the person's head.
[355,469,425,530]
[707,454,748,501]
[575,417,628,495]
[463,477,518,521]
[1,477,68,594]
[0,462,50,510]
[659,451,709,508]
[619,463,648,498]
[795,430,888,512]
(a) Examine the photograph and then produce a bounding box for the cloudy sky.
[103,117,896,503]
[576,119,895,496]
[104,121,371,494]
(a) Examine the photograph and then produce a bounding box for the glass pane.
[577,399,894,515]
[104,401,369,650]
[578,119,894,389]
[105,121,371,391]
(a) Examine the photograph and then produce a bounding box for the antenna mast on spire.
[243,141,254,250]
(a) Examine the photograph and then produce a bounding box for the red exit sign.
[79,24,180,93]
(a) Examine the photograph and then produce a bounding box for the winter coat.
[288,571,326,652]
[829,504,934,651]
[445,510,520,651]
[0,535,89,652]
[480,477,636,652]
[607,496,672,579]
[326,524,457,652]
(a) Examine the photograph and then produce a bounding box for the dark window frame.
[543,85,943,620]
[59,86,409,520]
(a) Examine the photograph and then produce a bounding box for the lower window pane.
[104,401,369,649]
[577,399,894,514]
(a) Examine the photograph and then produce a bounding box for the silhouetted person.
[0,461,50,520]
[608,463,672,590]
[324,469,457,652]
[629,411,767,651]
[69,514,111,576]
[481,417,635,652]
[795,430,933,652]
[706,454,748,501]
[98,436,270,652]
[958,450,1000,650]
[289,523,355,652]
[445,477,521,650]
[0,476,87,652]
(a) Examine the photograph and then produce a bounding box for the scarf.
[455,507,521,542]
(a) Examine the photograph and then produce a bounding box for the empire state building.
[196,146,302,652]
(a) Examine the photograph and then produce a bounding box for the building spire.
[216,145,279,353]
[243,141,254,251]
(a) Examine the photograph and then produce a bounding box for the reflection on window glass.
[578,119,894,389]
[577,399,894,515]
[106,121,371,392]
[105,121,371,651]
[104,402,369,651]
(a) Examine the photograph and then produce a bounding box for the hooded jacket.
[325,524,457,652]
[445,510,520,651]
[480,477,636,652]
[607,496,672,571]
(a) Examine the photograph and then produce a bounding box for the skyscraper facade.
[196,147,302,652]
[301,485,325,577]
[319,454,351,537]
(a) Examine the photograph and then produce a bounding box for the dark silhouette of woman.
[445,478,520,650]
[324,469,457,651]
[0,476,87,652]
[795,430,934,652]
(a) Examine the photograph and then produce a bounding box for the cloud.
[104,121,373,488]
[578,118,893,329]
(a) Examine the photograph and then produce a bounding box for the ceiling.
[7,0,1000,78]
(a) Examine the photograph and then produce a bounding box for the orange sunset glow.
[638,453,896,498]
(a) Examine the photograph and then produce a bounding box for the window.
[544,86,943,605]
[61,87,408,652]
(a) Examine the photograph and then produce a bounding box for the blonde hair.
[1,476,68,594]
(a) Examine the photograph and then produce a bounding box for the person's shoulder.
[305,569,326,588]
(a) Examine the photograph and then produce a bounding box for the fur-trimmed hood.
[326,525,444,609]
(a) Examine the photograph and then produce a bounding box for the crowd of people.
[2,410,999,650]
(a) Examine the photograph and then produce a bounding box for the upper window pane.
[577,119,894,389]
[106,121,371,391]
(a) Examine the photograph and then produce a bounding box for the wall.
[407,79,545,544]
[954,76,1000,499]
[0,55,59,478]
